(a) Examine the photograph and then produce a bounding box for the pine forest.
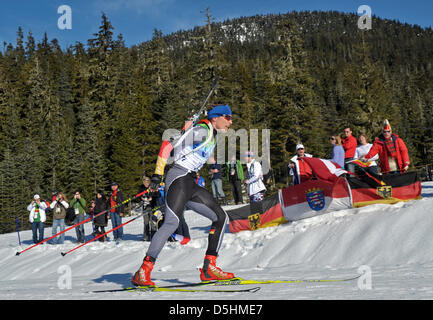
[1,10,432,233]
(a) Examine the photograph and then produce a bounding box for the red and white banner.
[302,157,347,183]
[279,178,352,221]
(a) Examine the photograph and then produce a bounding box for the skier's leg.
[185,198,228,256]
[132,173,192,286]
[146,174,192,259]
[186,185,234,281]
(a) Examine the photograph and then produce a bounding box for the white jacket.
[288,153,313,177]
[354,144,378,167]
[245,159,266,196]
[50,200,69,209]
[27,202,47,223]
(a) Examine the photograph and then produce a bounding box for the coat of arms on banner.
[305,188,325,211]
[377,185,392,198]
[248,213,261,230]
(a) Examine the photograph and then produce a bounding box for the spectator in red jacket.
[361,119,410,174]
[342,127,357,173]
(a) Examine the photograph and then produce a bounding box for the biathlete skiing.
[131,104,235,286]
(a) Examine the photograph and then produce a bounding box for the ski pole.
[61,206,160,256]
[181,76,219,133]
[15,216,21,246]
[15,190,148,256]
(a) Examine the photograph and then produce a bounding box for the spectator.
[158,182,166,210]
[244,151,266,203]
[361,119,410,174]
[92,191,108,242]
[354,133,379,175]
[427,165,433,181]
[209,157,227,205]
[108,182,125,242]
[225,155,244,205]
[342,127,357,174]
[70,190,87,243]
[288,144,313,185]
[49,192,69,244]
[328,135,345,168]
[195,172,206,188]
[27,194,47,244]
[139,177,160,241]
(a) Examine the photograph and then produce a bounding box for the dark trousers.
[345,157,355,175]
[229,179,243,204]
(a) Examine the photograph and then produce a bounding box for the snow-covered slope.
[1,182,433,300]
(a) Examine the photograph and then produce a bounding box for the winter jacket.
[137,185,160,211]
[354,144,378,167]
[70,198,87,216]
[93,197,108,227]
[109,189,124,214]
[364,133,410,173]
[289,153,313,185]
[28,202,47,223]
[225,160,244,182]
[330,145,345,168]
[342,135,357,159]
[245,159,266,196]
[50,199,69,220]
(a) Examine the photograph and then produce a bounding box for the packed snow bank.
[1,182,433,299]
[223,192,433,269]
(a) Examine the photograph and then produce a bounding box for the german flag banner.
[279,178,352,221]
[348,171,421,207]
[227,193,287,233]
[227,170,421,233]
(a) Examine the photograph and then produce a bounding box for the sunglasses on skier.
[221,114,232,121]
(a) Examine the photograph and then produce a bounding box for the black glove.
[150,174,162,191]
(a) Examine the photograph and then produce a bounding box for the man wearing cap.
[361,119,410,174]
[131,104,236,287]
[27,194,47,244]
[108,182,125,241]
[288,144,313,185]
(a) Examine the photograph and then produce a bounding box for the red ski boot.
[131,256,155,286]
[199,255,235,281]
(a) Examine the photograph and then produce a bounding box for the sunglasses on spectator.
[383,130,391,133]
[329,137,336,140]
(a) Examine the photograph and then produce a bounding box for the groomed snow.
[1,182,433,300]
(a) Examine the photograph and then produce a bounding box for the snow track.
[1,182,433,299]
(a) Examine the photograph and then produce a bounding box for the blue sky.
[0,0,431,49]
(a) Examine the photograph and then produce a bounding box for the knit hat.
[383,119,392,132]
[207,104,232,119]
